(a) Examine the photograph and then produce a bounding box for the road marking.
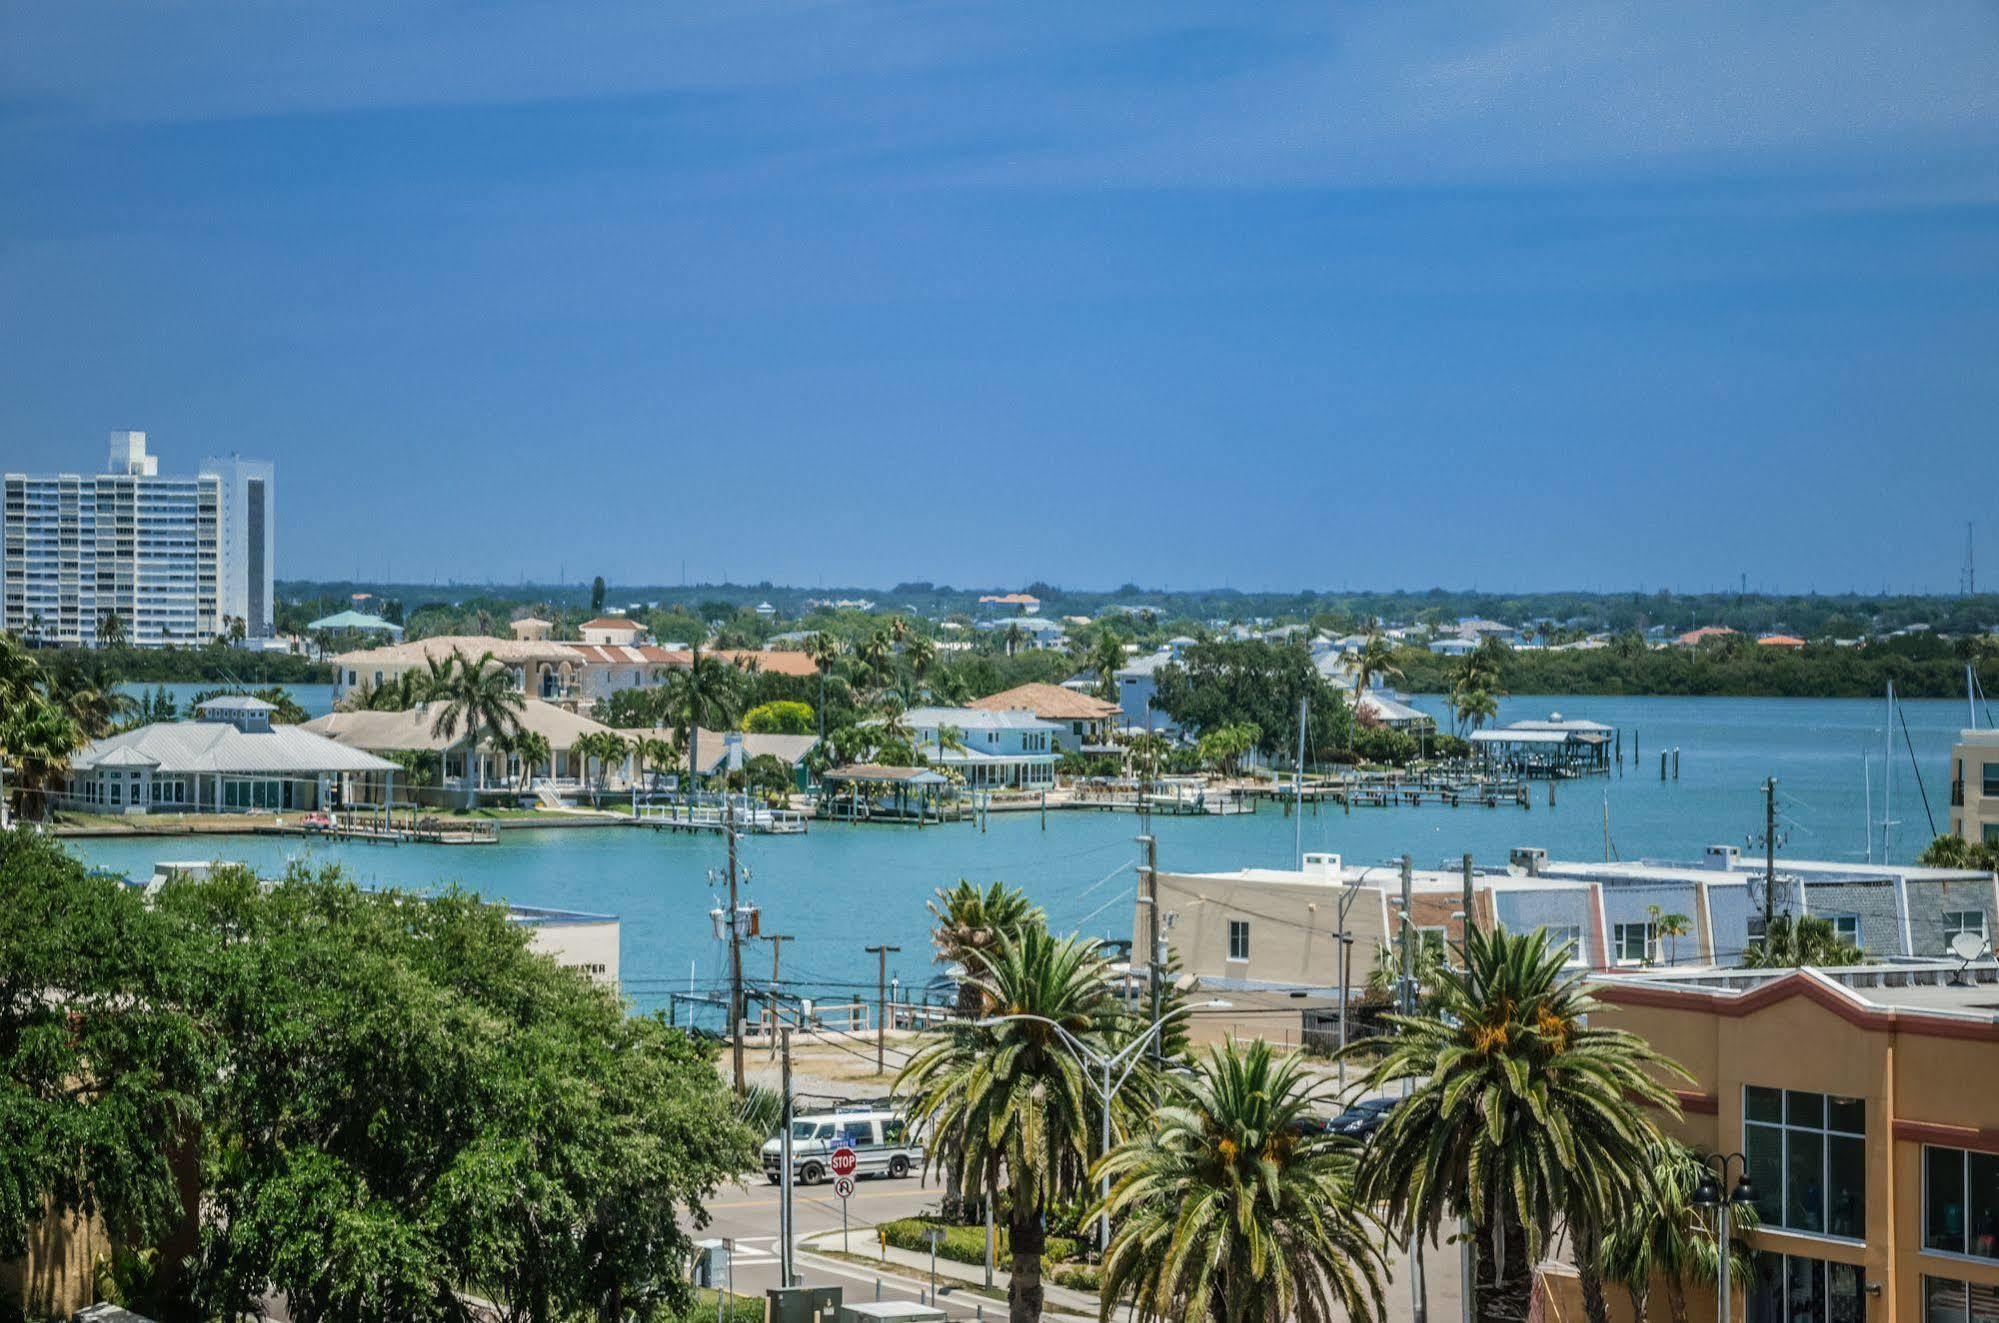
[709,1187,927,1210]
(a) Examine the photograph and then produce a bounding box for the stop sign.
[829,1146,858,1178]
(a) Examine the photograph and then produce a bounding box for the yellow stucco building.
[1586,963,1999,1323]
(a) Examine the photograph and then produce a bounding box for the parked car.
[1325,1095,1400,1140]
[761,1107,924,1185]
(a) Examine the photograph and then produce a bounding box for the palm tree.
[1086,632,1128,704]
[1,696,82,820]
[633,735,673,792]
[1351,629,1402,699]
[1599,1139,1759,1323]
[1453,686,1499,736]
[804,632,843,741]
[898,929,1123,1323]
[513,730,552,791]
[1651,909,1693,967]
[661,649,744,787]
[1092,1038,1388,1323]
[1352,925,1687,1323]
[1741,914,1864,968]
[904,633,936,688]
[1000,622,1028,657]
[927,881,1046,1018]
[858,629,894,687]
[427,649,526,809]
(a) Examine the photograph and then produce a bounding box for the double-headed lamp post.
[975,1006,1212,1254]
[1691,1153,1757,1323]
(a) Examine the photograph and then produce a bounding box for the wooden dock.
[261,816,501,845]
[636,800,808,835]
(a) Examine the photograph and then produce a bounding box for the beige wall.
[528,918,621,985]
[1952,737,1999,846]
[1137,870,1398,987]
[1597,979,1999,1323]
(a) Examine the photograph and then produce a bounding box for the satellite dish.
[1949,930,1991,962]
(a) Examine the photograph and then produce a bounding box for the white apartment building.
[3,432,274,646]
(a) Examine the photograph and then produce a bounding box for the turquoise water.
[66,694,1985,1018]
[115,681,338,718]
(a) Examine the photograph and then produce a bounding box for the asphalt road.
[694,1168,1016,1320]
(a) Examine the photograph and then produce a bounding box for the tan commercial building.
[1574,962,1999,1323]
[1951,731,1999,849]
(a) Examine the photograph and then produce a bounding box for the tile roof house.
[968,682,1120,752]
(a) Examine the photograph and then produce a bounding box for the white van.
[761,1108,923,1185]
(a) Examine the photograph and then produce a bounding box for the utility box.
[691,1239,728,1287]
[837,1302,947,1323]
[765,1285,842,1323]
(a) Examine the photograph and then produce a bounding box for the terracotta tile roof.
[580,617,645,632]
[1757,634,1808,648]
[967,682,1119,721]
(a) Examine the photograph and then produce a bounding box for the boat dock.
[636,798,808,835]
[258,814,501,845]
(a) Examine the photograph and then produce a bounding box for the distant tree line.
[15,643,331,685]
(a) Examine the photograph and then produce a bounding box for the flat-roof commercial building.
[3,432,273,645]
[1577,962,1999,1323]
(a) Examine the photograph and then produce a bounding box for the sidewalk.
[798,1225,1099,1321]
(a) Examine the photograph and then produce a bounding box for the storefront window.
[1926,1276,1999,1323]
[1926,1146,1999,1259]
[1750,1253,1864,1323]
[1743,1086,1866,1239]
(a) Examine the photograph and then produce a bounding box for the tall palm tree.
[2,698,82,820]
[1352,925,1687,1323]
[1351,629,1402,699]
[633,734,673,791]
[1092,1039,1388,1323]
[1599,1139,1759,1323]
[1453,686,1499,736]
[858,629,894,688]
[904,633,936,689]
[898,929,1123,1323]
[513,730,552,791]
[427,649,526,809]
[1086,632,1128,704]
[803,632,843,741]
[927,881,1046,1018]
[1000,622,1028,658]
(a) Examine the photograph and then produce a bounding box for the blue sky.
[3,1,1995,593]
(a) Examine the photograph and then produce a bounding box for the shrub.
[878,1218,1081,1268]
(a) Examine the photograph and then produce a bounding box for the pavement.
[690,1166,1464,1323]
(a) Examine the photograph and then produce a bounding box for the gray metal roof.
[194,694,276,712]
[73,722,397,776]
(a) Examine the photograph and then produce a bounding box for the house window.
[1943,912,1988,951]
[1749,1253,1863,1323]
[1925,1276,1999,1323]
[1825,914,1862,947]
[1541,924,1586,965]
[1227,921,1250,962]
[1924,1145,1999,1259]
[1744,1086,1866,1239]
[1984,763,1999,797]
[1612,922,1656,966]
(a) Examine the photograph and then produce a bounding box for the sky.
[2,1,1996,596]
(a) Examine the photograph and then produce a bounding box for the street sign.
[829,1145,858,1178]
[833,1176,856,1200]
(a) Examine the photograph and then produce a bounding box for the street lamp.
[975,1003,1216,1254]
[1690,1152,1757,1323]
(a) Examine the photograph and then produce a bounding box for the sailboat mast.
[1883,680,1895,862]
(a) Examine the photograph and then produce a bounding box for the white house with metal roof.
[900,705,1059,789]
[59,696,396,814]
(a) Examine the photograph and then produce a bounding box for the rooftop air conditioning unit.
[1705,845,1740,872]
[1509,847,1547,876]
[1302,852,1342,875]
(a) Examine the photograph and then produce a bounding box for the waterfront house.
[1469,712,1616,774]
[901,705,1059,789]
[306,609,403,643]
[1951,730,1999,848]
[967,682,1120,752]
[1065,639,1192,739]
[304,698,630,804]
[58,696,396,814]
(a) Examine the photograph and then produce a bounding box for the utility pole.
[1293,695,1308,866]
[866,944,901,1075]
[1138,833,1162,1063]
[727,794,745,1096]
[763,934,793,1060]
[778,1026,795,1289]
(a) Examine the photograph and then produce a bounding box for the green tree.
[1085,632,1129,704]
[1092,1038,1387,1323]
[1352,925,1687,1323]
[427,649,526,809]
[1351,628,1403,699]
[590,575,606,613]
[898,929,1123,1323]
[1920,833,1999,872]
[743,700,814,735]
[1598,1140,1759,1323]
[512,729,552,790]
[0,830,207,1278]
[926,880,1047,1018]
[803,632,843,741]
[1741,914,1865,968]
